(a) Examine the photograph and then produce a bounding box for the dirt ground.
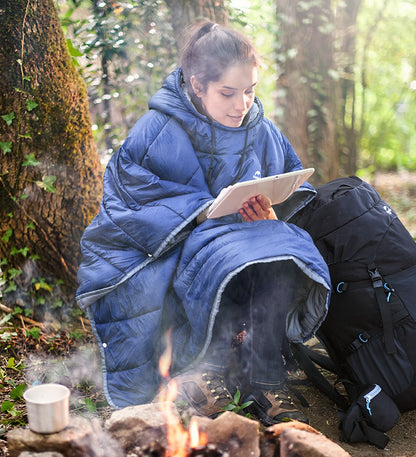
[294,367,416,457]
[0,171,416,456]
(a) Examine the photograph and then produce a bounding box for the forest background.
[1,0,416,343]
[0,0,416,438]
[0,0,415,344]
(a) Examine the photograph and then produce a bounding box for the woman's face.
[191,63,258,128]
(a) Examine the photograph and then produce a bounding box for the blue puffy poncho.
[76,69,331,408]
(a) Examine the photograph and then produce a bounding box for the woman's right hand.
[239,194,277,222]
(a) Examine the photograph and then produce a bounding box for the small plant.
[25,327,41,340]
[222,389,253,417]
[0,357,27,427]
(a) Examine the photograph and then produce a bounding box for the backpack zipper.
[364,384,382,416]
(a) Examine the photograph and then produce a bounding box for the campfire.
[5,331,353,457]
[156,332,225,457]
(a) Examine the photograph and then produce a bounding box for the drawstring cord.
[208,121,216,184]
[236,125,250,183]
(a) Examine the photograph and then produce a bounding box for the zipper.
[364,384,382,416]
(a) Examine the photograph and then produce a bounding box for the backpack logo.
[384,205,392,215]
[253,171,261,179]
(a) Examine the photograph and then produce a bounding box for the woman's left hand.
[239,194,277,222]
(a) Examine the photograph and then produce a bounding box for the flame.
[189,417,208,448]
[158,331,208,457]
[158,332,172,380]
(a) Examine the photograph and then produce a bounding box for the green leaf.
[22,153,40,167]
[0,141,12,154]
[0,314,12,326]
[239,400,253,409]
[8,268,22,280]
[4,281,17,293]
[7,358,15,369]
[67,38,83,57]
[19,133,31,139]
[84,397,97,413]
[36,175,57,193]
[1,228,12,243]
[11,247,29,257]
[25,327,40,339]
[221,403,236,411]
[33,278,52,292]
[26,100,38,112]
[1,401,13,413]
[52,298,63,309]
[233,389,241,404]
[1,112,15,126]
[26,221,35,230]
[10,383,26,400]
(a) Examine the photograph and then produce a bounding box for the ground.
[0,171,416,457]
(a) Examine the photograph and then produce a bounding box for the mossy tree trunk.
[0,0,102,308]
[274,0,339,184]
[164,0,228,51]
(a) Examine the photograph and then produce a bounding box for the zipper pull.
[364,384,382,416]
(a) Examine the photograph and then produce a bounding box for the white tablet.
[207,168,315,219]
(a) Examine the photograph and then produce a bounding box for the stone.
[193,412,260,457]
[18,453,64,457]
[261,420,321,457]
[8,416,124,457]
[258,432,277,457]
[105,402,179,452]
[279,428,352,457]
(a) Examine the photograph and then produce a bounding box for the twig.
[0,302,44,329]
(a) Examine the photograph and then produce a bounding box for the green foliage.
[58,0,176,158]
[230,0,278,119]
[0,358,26,426]
[222,389,253,417]
[25,327,41,340]
[35,175,57,193]
[357,0,416,171]
[1,112,15,126]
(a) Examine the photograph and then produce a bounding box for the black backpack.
[290,176,416,448]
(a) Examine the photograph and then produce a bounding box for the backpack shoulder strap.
[290,343,349,410]
[367,263,396,354]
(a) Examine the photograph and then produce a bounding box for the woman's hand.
[239,194,277,222]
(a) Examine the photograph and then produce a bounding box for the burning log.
[192,412,260,457]
[128,440,228,457]
[264,420,321,439]
[189,442,229,457]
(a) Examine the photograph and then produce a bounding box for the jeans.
[202,260,301,390]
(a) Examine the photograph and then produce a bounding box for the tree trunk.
[336,0,362,175]
[0,0,102,304]
[274,0,338,184]
[164,0,228,52]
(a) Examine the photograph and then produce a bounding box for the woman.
[76,21,331,425]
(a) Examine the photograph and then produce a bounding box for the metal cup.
[23,383,70,434]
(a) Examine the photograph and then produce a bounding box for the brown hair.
[180,21,259,93]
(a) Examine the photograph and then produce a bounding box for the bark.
[336,0,362,175]
[164,0,228,52]
[0,0,102,300]
[275,0,338,184]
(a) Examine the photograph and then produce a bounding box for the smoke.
[24,343,105,413]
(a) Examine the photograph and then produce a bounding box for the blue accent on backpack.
[290,176,416,448]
